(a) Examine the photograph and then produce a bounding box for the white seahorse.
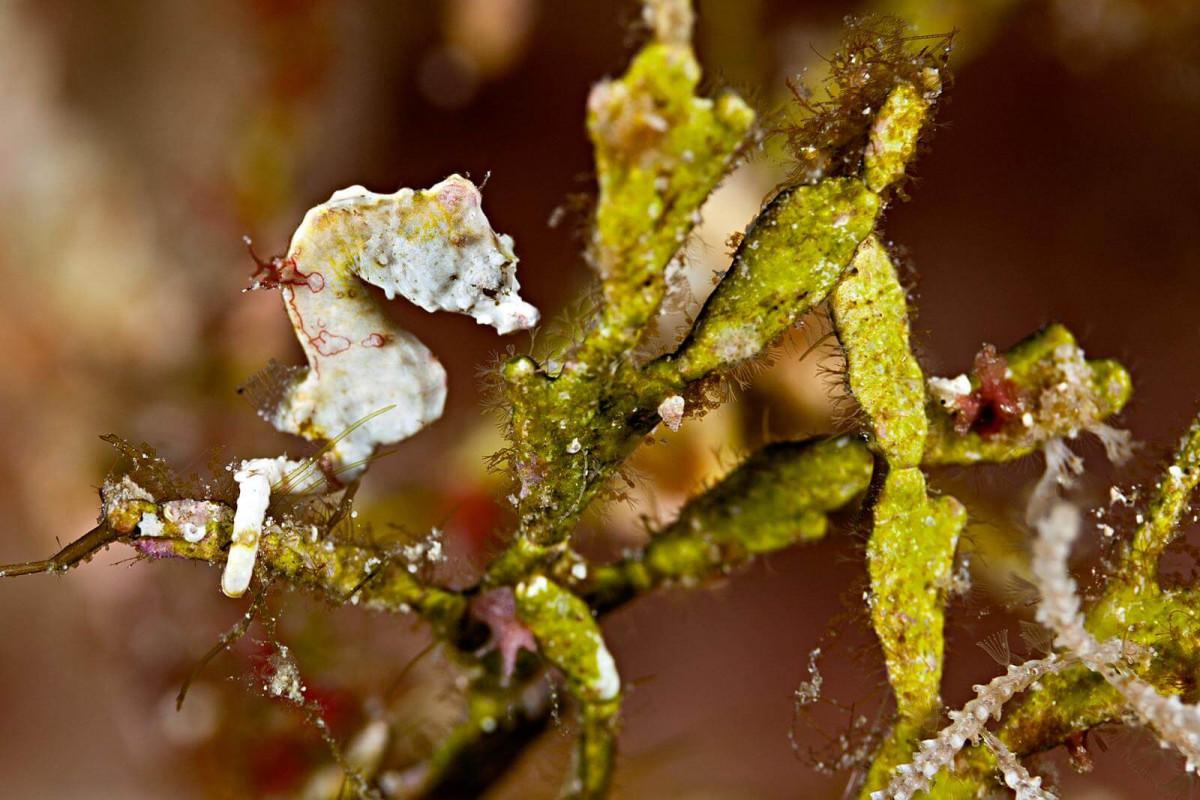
[222,174,539,597]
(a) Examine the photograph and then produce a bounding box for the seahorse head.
[305,175,540,335]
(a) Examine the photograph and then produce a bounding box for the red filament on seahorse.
[244,236,325,293]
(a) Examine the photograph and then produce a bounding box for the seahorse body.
[222,175,538,597]
[276,174,538,476]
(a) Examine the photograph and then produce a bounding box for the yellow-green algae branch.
[831,236,966,795]
[495,27,945,578]
[97,478,468,635]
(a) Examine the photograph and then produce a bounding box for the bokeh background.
[1,0,1199,797]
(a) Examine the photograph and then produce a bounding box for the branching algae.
[4,1,1199,798]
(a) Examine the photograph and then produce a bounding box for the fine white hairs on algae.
[222,175,540,597]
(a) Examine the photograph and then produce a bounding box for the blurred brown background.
[1,0,1198,797]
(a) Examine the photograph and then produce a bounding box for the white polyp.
[1090,422,1135,464]
[1026,439,1084,524]
[163,499,225,543]
[980,730,1057,800]
[222,458,290,598]
[181,523,206,543]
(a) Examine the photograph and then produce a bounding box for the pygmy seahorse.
[223,174,539,597]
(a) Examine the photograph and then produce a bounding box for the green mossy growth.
[864,81,937,193]
[500,22,754,553]
[660,434,874,554]
[673,180,880,381]
[589,43,754,307]
[102,488,468,637]
[868,468,965,718]
[832,235,927,468]
[515,574,620,797]
[827,225,969,797]
[581,435,874,610]
[862,468,965,795]
[1122,412,1200,588]
[515,575,619,706]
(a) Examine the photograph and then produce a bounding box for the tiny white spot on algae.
[928,374,971,410]
[523,575,550,597]
[400,528,446,573]
[138,512,164,538]
[592,637,621,701]
[657,394,685,432]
